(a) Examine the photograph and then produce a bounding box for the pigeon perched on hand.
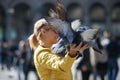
[47,17,102,55]
[71,19,102,54]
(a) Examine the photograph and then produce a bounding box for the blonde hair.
[28,18,48,50]
[28,17,68,50]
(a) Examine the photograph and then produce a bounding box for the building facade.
[0,0,120,43]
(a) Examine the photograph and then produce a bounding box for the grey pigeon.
[48,18,102,55]
[71,19,102,54]
[48,0,102,55]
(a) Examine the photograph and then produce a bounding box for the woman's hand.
[68,42,89,57]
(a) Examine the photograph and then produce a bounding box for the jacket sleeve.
[37,51,77,72]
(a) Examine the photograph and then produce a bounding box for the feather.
[49,0,66,20]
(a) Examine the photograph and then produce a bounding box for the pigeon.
[48,0,102,55]
[71,19,102,54]
[45,17,74,56]
[45,17,102,55]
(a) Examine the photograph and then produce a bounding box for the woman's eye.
[51,29,58,34]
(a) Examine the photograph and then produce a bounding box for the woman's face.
[44,27,59,44]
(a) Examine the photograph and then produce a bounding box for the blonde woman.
[28,17,89,80]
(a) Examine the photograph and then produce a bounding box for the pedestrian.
[106,36,119,80]
[90,37,108,80]
[28,17,89,80]
[77,48,92,80]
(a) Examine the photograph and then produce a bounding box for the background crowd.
[0,30,120,80]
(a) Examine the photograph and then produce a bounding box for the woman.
[28,17,89,80]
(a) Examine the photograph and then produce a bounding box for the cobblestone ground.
[71,58,120,80]
[0,58,120,80]
[0,66,38,80]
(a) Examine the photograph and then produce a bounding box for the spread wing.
[49,0,66,20]
[71,20,102,54]
[80,29,99,42]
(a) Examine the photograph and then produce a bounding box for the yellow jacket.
[34,46,77,80]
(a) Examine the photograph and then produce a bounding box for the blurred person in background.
[18,40,39,80]
[90,37,108,80]
[1,41,8,70]
[106,35,119,80]
[76,48,92,80]
[101,31,111,49]
[101,30,119,80]
[7,40,18,70]
[18,40,28,80]
[0,41,1,66]
[25,40,39,80]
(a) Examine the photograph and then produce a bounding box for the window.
[90,3,105,22]
[111,3,120,36]
[90,3,106,36]
[112,3,120,21]
[40,3,55,17]
[13,3,32,40]
[67,3,83,21]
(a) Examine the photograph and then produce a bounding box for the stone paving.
[0,67,38,80]
[0,58,120,80]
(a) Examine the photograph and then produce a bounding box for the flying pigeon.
[45,17,102,55]
[48,0,102,55]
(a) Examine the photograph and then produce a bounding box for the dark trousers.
[107,58,119,80]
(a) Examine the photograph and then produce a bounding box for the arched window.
[12,3,32,41]
[14,3,31,19]
[112,3,120,22]
[90,3,105,22]
[111,3,120,36]
[67,3,83,21]
[40,3,55,17]
[89,3,106,36]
